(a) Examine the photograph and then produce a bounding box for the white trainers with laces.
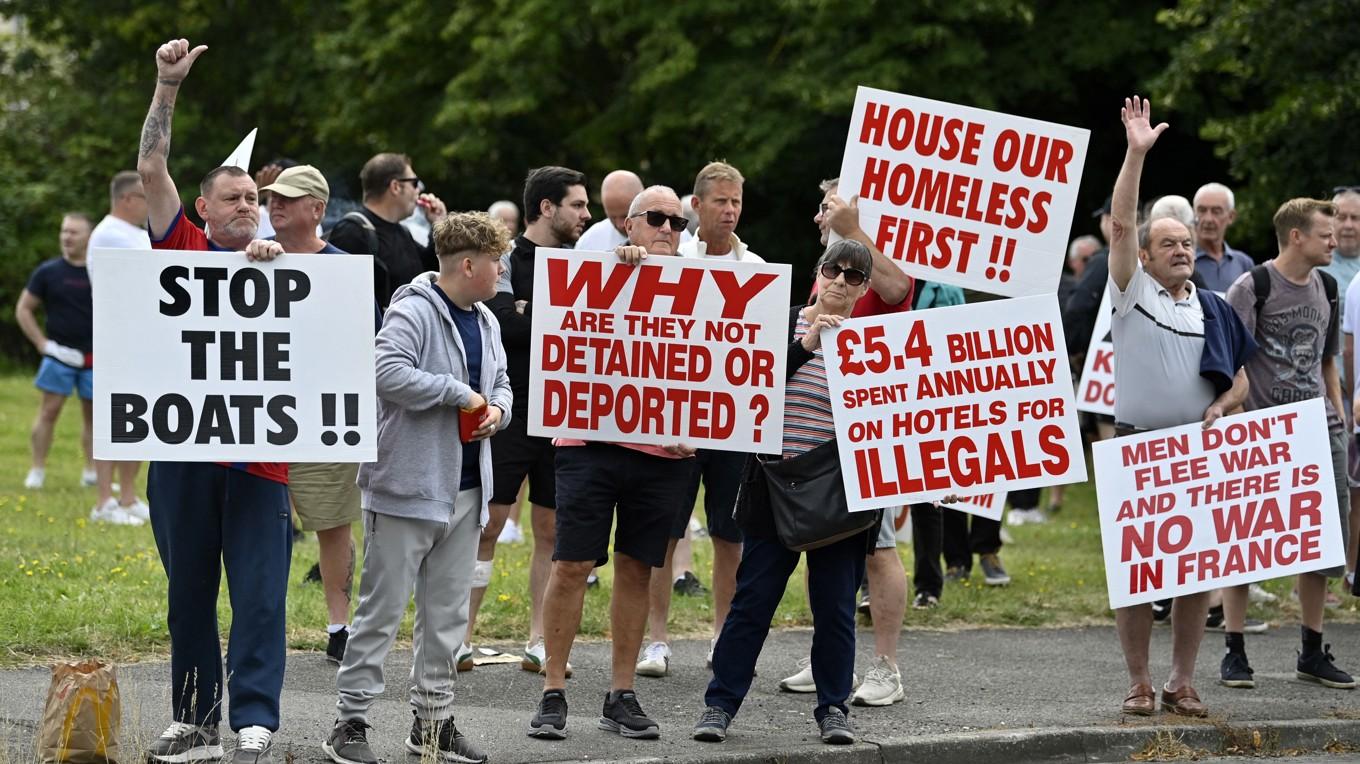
[497,519,524,545]
[1248,583,1278,604]
[636,641,672,677]
[778,656,858,693]
[123,498,151,522]
[851,655,905,706]
[24,468,44,489]
[232,725,272,764]
[522,637,572,677]
[1006,508,1047,526]
[90,498,144,526]
[81,468,97,487]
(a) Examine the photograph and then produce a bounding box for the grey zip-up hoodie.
[357,274,512,526]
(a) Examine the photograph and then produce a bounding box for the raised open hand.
[1121,96,1168,155]
[155,38,208,84]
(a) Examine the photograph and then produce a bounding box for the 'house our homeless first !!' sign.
[92,248,377,462]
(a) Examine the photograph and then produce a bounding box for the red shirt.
[152,208,288,485]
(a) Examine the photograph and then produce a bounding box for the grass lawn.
[0,372,1355,666]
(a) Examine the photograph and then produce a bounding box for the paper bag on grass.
[38,660,121,764]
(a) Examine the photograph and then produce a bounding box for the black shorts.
[669,449,745,543]
[490,411,555,508]
[554,443,693,568]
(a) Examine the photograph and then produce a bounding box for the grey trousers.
[336,489,481,721]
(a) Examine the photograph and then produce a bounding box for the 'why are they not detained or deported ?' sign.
[92,248,377,462]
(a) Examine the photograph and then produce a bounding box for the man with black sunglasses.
[329,152,446,308]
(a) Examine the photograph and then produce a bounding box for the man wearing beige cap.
[252,164,363,665]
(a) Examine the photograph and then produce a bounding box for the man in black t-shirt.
[328,152,447,308]
[15,213,109,503]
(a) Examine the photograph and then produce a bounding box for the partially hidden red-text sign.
[1094,399,1344,608]
[528,249,791,453]
[825,294,1085,510]
[836,86,1089,297]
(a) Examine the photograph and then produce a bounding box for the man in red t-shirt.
[136,37,291,764]
[784,177,914,707]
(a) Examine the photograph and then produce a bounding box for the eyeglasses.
[1334,186,1360,196]
[819,262,868,286]
[632,210,689,231]
[397,177,424,192]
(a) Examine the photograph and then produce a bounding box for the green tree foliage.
[1156,0,1360,254]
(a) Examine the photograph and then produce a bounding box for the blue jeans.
[706,531,867,722]
[148,462,292,731]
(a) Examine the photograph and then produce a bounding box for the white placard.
[92,248,376,461]
[1093,399,1343,608]
[837,85,1089,297]
[825,294,1085,509]
[1075,290,1115,415]
[528,249,791,453]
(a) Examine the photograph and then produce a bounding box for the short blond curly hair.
[432,211,511,259]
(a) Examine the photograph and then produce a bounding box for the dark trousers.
[942,511,1001,570]
[706,532,867,723]
[909,503,943,598]
[148,462,292,731]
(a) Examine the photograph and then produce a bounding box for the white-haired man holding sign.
[1105,97,1253,718]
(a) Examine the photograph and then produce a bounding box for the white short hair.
[1193,182,1235,210]
[487,199,518,217]
[1149,194,1196,231]
[628,185,679,216]
[1067,234,1101,261]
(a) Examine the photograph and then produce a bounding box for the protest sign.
[836,86,1089,297]
[940,491,1008,522]
[92,248,376,461]
[528,249,791,453]
[1075,290,1114,415]
[825,294,1085,510]
[1093,399,1343,609]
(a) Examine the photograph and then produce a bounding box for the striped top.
[782,311,836,458]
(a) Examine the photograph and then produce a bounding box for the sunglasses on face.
[397,177,424,192]
[1334,185,1360,196]
[632,210,689,231]
[819,262,868,286]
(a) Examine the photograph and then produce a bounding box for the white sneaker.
[1248,583,1278,604]
[234,725,272,764]
[706,638,716,669]
[456,642,474,672]
[81,468,97,487]
[497,519,524,545]
[90,498,144,526]
[1006,508,1046,526]
[779,656,858,693]
[636,641,671,677]
[851,655,905,706]
[522,637,572,677]
[122,498,150,522]
[23,468,44,489]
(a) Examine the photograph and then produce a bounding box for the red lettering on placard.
[546,258,635,309]
[707,270,778,319]
[1092,348,1113,374]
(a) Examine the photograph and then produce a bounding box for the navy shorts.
[554,443,693,568]
[669,449,745,543]
[489,410,555,509]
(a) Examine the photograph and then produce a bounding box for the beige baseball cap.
[262,165,330,203]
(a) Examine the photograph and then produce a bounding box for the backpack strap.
[1251,264,1271,320]
[1319,269,1339,340]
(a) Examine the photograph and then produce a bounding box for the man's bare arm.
[14,291,45,351]
[1325,355,1345,425]
[827,196,912,305]
[1109,96,1168,292]
[137,39,207,239]
[1202,367,1248,429]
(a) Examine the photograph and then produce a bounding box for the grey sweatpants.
[336,489,481,721]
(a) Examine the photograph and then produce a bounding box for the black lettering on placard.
[110,394,149,442]
[230,269,270,318]
[195,396,235,444]
[263,332,290,381]
[196,268,229,316]
[181,331,214,380]
[160,266,191,316]
[220,332,258,381]
[228,395,264,444]
[152,394,194,444]
[268,396,298,445]
[275,270,310,317]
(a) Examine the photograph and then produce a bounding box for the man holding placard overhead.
[1104,96,1254,718]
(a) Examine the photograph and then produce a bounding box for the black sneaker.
[1297,644,1357,689]
[406,716,487,764]
[692,706,731,742]
[528,689,568,739]
[1204,606,1224,629]
[326,628,348,665]
[147,722,223,763]
[913,592,939,610]
[1151,599,1172,624]
[1220,651,1255,688]
[817,708,855,745]
[304,562,323,584]
[673,571,708,597]
[979,554,1010,586]
[322,719,376,764]
[598,689,660,739]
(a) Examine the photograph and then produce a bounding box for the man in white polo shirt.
[1106,97,1253,719]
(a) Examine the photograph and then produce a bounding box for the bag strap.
[1250,264,1270,319]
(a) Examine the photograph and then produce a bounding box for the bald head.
[601,170,644,235]
[625,185,683,255]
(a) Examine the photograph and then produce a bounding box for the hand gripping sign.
[940,491,1008,522]
[825,294,1085,510]
[528,249,791,453]
[92,248,376,461]
[1093,399,1344,609]
[837,86,1089,297]
[1075,290,1115,415]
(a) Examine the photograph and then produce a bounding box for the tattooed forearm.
[138,98,174,160]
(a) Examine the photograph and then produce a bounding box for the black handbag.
[759,438,878,551]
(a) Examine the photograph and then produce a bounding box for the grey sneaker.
[323,719,376,764]
[979,554,1011,586]
[147,722,223,763]
[231,726,272,764]
[818,708,855,745]
[692,706,731,742]
[405,716,487,764]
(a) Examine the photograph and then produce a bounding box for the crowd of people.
[14,38,1360,764]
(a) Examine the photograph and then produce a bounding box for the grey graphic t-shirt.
[1225,262,1341,432]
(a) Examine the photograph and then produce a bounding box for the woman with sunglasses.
[693,239,876,746]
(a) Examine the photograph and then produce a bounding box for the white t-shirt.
[1341,263,1360,431]
[89,214,151,250]
[678,232,763,263]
